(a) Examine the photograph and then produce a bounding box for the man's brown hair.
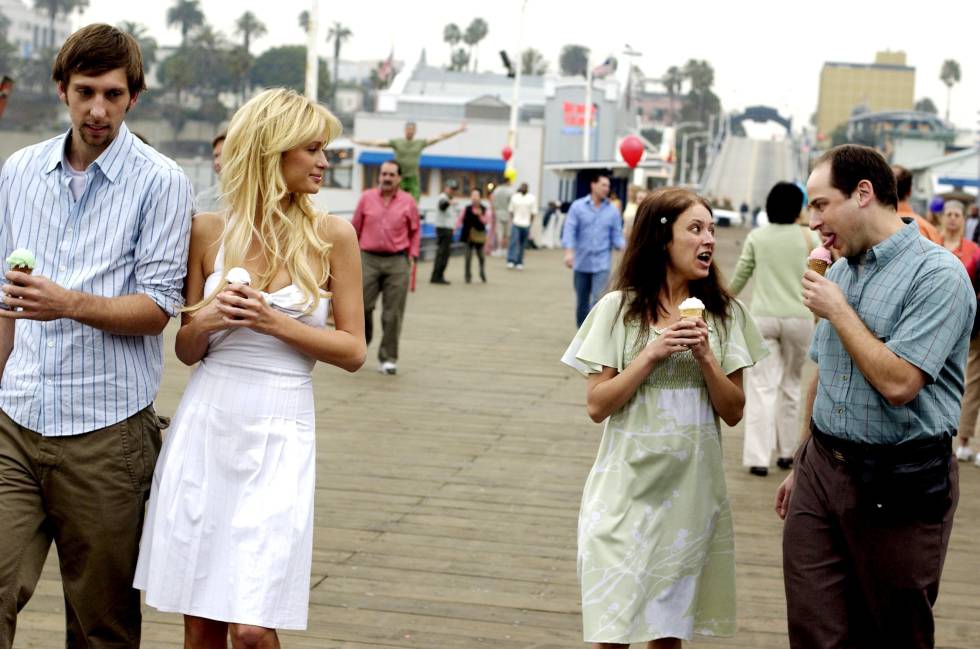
[891,165,913,201]
[814,144,898,210]
[52,23,146,97]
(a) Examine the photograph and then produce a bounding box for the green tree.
[680,59,716,127]
[442,23,461,67]
[234,11,266,56]
[118,21,158,70]
[449,47,469,72]
[914,97,938,115]
[251,45,329,98]
[462,18,488,72]
[298,10,310,35]
[559,44,590,77]
[521,48,548,75]
[33,0,89,49]
[327,22,352,107]
[830,122,850,147]
[234,11,266,100]
[166,0,204,46]
[0,13,17,77]
[662,65,684,124]
[939,59,960,123]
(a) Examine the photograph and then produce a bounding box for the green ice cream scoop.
[6,248,36,270]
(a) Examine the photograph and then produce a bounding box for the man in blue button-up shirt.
[561,173,624,326]
[0,24,192,647]
[776,145,973,648]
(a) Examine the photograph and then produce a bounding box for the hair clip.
[660,217,667,224]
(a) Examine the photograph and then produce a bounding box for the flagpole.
[304,0,319,101]
[582,60,593,162]
[507,0,528,159]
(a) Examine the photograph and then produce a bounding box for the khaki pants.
[0,406,161,649]
[361,251,410,363]
[742,316,813,467]
[957,336,980,442]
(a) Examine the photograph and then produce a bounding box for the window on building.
[324,147,353,190]
[438,170,501,197]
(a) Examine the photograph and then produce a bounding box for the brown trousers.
[361,251,410,363]
[783,433,957,649]
[0,406,161,649]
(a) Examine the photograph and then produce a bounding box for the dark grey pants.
[361,251,410,363]
[430,227,453,282]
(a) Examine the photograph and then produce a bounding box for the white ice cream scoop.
[225,267,251,286]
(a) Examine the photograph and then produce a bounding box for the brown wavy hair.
[612,187,735,335]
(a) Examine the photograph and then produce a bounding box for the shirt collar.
[43,122,133,183]
[860,218,918,268]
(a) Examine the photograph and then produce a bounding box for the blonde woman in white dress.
[134,88,366,649]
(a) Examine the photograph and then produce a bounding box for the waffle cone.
[680,308,704,320]
[10,266,32,274]
[807,259,828,276]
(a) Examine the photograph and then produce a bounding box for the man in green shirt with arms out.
[355,121,466,201]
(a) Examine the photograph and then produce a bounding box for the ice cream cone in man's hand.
[6,248,35,274]
[807,246,832,276]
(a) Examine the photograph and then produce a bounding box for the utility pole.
[304,0,319,101]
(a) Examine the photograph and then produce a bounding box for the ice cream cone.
[807,259,828,276]
[680,308,704,320]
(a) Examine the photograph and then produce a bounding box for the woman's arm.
[728,234,755,296]
[174,214,228,365]
[215,216,367,372]
[585,321,703,423]
[689,319,745,425]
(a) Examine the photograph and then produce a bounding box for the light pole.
[680,131,708,186]
[304,0,319,101]
[507,0,528,160]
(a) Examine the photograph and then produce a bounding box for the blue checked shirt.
[0,124,193,436]
[810,220,975,444]
[561,195,624,273]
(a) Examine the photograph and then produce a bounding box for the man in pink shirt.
[352,160,421,374]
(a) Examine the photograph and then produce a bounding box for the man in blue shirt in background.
[776,144,973,649]
[561,172,624,326]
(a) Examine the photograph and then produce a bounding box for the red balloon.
[501,146,513,162]
[619,135,644,168]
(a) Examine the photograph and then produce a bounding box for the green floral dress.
[561,291,767,643]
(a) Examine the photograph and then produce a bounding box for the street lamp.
[680,130,708,186]
[506,0,529,169]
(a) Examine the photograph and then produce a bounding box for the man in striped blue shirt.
[561,172,625,327]
[0,25,192,648]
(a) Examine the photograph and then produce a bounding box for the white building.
[910,146,979,203]
[0,0,72,61]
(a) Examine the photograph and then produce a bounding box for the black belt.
[364,249,407,257]
[810,422,951,466]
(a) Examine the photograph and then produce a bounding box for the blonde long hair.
[188,88,342,314]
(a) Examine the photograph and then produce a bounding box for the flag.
[377,49,395,84]
[591,57,615,79]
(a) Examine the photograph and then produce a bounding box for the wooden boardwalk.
[14,226,980,648]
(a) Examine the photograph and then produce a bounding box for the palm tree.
[118,21,158,70]
[462,18,488,72]
[940,59,961,123]
[327,22,352,108]
[234,11,266,57]
[166,0,204,46]
[298,10,310,35]
[34,0,88,49]
[662,65,683,125]
[521,48,548,75]
[442,23,461,67]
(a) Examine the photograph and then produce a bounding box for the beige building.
[816,51,915,142]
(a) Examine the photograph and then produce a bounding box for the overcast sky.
[74,0,979,135]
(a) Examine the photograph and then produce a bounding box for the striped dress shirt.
[0,123,193,436]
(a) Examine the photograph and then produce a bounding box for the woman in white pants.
[729,182,818,476]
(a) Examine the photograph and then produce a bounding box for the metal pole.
[507,1,528,155]
[680,132,689,185]
[582,61,593,162]
[304,0,319,101]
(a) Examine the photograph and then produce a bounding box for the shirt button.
[58,265,66,272]
[837,408,844,415]
[45,378,53,385]
[842,376,848,382]
[65,226,73,234]
[47,340,54,348]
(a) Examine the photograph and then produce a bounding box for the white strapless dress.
[134,258,329,630]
